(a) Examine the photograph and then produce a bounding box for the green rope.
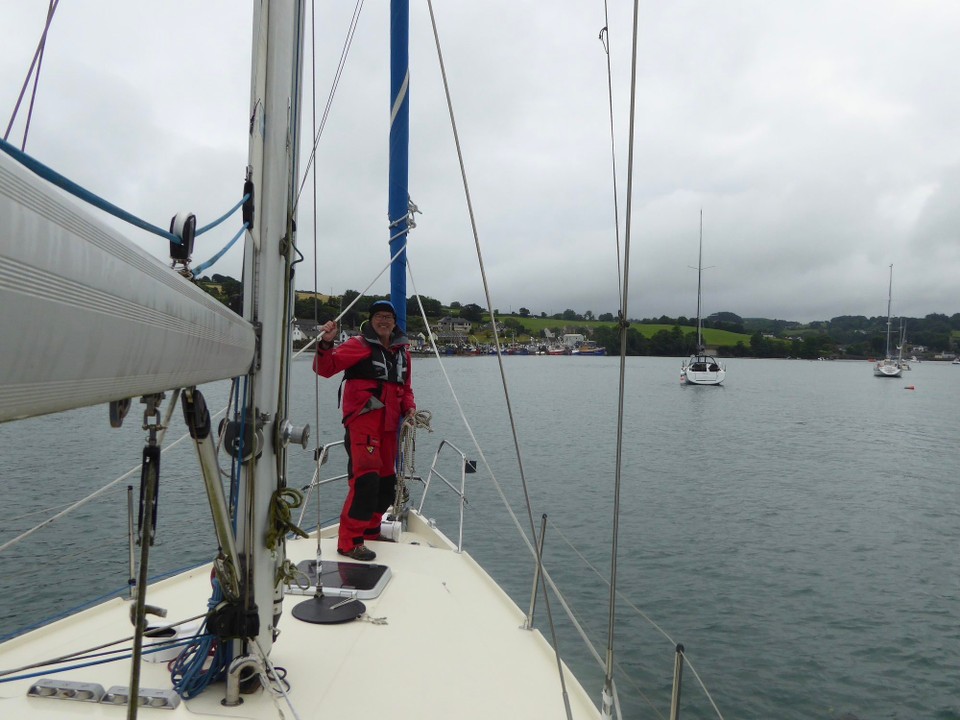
[266,487,308,550]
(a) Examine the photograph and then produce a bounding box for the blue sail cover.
[389,0,409,330]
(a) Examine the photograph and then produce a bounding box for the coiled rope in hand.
[396,410,432,510]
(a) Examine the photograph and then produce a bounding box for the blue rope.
[196,194,249,236]
[192,222,249,276]
[168,378,248,698]
[170,580,230,699]
[0,137,251,258]
[0,137,182,244]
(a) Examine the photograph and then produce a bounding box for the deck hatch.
[291,559,391,599]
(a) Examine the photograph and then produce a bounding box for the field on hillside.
[481,316,752,346]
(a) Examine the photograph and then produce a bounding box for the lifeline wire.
[0,398,228,555]
[548,521,726,719]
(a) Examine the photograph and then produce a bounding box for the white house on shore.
[436,316,472,335]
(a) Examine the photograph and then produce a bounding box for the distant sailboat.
[874,264,903,378]
[898,320,911,370]
[681,211,726,385]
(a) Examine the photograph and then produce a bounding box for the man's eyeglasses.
[372,313,395,321]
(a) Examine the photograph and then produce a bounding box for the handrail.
[417,439,474,553]
[296,438,475,554]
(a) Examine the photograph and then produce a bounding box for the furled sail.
[0,152,255,422]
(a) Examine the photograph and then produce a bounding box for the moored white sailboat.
[874,264,903,378]
[680,211,725,386]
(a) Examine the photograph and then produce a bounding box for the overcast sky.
[3,2,959,322]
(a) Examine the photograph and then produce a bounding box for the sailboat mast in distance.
[680,210,726,385]
[695,209,703,351]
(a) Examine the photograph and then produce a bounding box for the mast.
[884,264,893,360]
[695,209,704,352]
[237,0,305,656]
[388,0,410,329]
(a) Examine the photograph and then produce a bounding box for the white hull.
[873,359,903,378]
[681,355,726,386]
[0,511,599,719]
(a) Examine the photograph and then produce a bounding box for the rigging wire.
[308,0,326,516]
[599,14,624,304]
[548,520,725,718]
[290,241,413,362]
[1,611,205,675]
[404,260,624,689]
[601,0,643,717]
[244,3,715,716]
[294,0,366,213]
[413,8,576,708]
[253,638,303,720]
[3,0,59,148]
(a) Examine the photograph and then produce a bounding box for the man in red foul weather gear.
[313,300,416,562]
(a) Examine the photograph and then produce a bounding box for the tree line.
[195,276,958,359]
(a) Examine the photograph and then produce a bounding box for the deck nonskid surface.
[0,514,599,719]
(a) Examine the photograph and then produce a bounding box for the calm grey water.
[1,356,958,719]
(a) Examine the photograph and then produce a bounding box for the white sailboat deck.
[0,511,599,719]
